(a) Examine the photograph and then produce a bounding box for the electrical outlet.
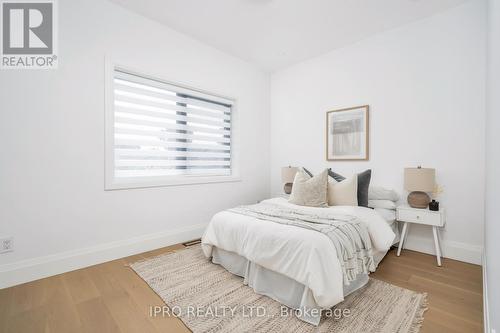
[0,236,13,253]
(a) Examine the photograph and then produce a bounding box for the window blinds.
[112,69,232,179]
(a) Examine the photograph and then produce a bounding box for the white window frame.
[104,59,240,190]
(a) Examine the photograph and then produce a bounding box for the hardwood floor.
[372,249,483,333]
[0,245,483,333]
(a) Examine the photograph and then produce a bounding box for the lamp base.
[284,183,293,194]
[407,191,431,208]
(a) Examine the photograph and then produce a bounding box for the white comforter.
[201,197,395,309]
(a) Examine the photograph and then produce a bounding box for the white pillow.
[328,176,358,206]
[289,168,328,207]
[368,186,400,201]
[368,199,397,210]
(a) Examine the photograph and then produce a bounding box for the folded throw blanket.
[228,202,375,284]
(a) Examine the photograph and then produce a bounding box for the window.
[105,66,236,189]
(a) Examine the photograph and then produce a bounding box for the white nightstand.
[396,204,446,266]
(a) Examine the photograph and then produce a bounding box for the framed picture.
[326,105,369,161]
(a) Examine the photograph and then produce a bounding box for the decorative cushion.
[328,176,358,206]
[329,169,371,207]
[289,168,328,207]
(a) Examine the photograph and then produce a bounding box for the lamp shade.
[404,167,435,192]
[281,166,298,183]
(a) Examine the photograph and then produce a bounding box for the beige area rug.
[130,245,427,333]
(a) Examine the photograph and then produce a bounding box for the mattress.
[374,207,396,223]
[374,207,400,244]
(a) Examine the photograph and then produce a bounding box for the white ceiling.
[109,0,469,72]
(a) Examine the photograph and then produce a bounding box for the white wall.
[485,0,500,331]
[270,0,486,264]
[0,0,270,287]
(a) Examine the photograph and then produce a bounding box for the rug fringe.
[408,292,429,333]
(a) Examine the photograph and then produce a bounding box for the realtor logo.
[1,0,57,69]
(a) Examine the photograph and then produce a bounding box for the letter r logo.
[2,2,53,54]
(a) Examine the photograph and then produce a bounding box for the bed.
[201,197,397,326]
[374,207,400,244]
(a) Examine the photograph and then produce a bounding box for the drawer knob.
[416,215,420,219]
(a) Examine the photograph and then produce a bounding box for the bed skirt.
[208,221,398,326]
[211,247,371,326]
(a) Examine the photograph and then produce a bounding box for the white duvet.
[201,197,395,309]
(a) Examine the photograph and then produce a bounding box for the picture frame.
[326,105,369,161]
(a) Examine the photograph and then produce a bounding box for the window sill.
[105,175,241,191]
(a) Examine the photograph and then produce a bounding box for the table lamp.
[404,166,436,208]
[281,166,298,194]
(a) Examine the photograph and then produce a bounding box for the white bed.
[201,197,397,325]
[374,207,400,244]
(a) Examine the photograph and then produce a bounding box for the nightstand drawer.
[397,208,443,226]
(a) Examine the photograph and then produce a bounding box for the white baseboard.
[0,223,207,289]
[403,234,483,265]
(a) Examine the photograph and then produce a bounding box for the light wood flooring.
[0,245,483,333]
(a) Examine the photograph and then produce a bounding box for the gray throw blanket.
[228,202,375,285]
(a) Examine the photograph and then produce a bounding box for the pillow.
[368,186,400,201]
[329,169,371,207]
[368,199,397,210]
[328,176,358,206]
[289,168,328,207]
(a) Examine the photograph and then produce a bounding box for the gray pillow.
[302,167,314,177]
[328,169,372,207]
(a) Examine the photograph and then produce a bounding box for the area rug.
[130,245,427,333]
